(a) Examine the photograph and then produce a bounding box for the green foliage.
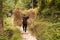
[11,33,22,40]
[0,34,8,40]
[42,8,51,15]
[37,0,60,20]
[3,0,15,13]
[3,16,22,40]
[31,21,60,40]
[16,0,32,9]
[0,28,22,40]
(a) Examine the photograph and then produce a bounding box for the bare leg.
[25,25,27,32]
[23,25,25,31]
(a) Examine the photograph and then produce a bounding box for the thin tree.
[0,0,3,34]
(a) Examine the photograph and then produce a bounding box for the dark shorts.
[23,24,27,26]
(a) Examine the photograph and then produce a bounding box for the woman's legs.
[25,25,27,32]
[23,25,25,31]
[23,24,27,32]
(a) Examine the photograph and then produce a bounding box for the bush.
[3,17,22,40]
[31,21,60,40]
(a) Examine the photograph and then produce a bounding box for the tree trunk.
[0,0,3,34]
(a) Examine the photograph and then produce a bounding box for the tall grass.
[0,16,22,40]
[31,20,60,40]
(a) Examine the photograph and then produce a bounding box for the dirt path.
[16,26,37,40]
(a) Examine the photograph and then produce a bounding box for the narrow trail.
[16,26,37,40]
[10,16,37,40]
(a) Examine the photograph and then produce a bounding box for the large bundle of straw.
[27,9,37,27]
[13,7,23,26]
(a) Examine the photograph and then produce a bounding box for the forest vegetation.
[0,0,60,40]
